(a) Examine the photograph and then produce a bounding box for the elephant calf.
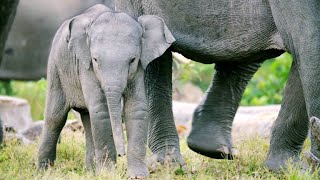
[38,4,175,178]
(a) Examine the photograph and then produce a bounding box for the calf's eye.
[129,58,135,64]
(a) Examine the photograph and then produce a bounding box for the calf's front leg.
[124,66,149,178]
[81,79,117,173]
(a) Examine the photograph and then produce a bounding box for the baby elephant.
[38,4,175,178]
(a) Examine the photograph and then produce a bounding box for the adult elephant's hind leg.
[187,62,261,159]
[265,61,309,171]
[38,85,69,168]
[145,50,184,167]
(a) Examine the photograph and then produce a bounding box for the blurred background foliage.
[0,53,292,120]
[173,52,292,105]
[0,79,47,120]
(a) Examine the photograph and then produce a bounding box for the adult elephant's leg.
[268,0,320,169]
[0,0,19,63]
[145,50,184,166]
[38,83,69,168]
[187,62,261,159]
[265,60,309,171]
[80,112,95,171]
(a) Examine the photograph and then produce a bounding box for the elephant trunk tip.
[117,149,126,157]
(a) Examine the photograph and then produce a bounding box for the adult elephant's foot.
[264,150,300,171]
[307,117,320,168]
[265,152,310,173]
[187,117,237,159]
[187,133,237,160]
[38,159,54,170]
[305,152,320,169]
[147,147,186,172]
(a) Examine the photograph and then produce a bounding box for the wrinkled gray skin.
[38,4,175,178]
[111,0,320,171]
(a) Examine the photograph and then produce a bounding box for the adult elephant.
[0,0,111,80]
[110,0,320,171]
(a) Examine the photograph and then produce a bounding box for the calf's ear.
[67,16,92,70]
[138,15,175,69]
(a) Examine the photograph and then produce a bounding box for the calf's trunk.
[105,90,126,157]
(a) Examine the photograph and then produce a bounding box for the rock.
[64,120,84,133]
[0,96,33,132]
[173,101,195,137]
[232,105,280,139]
[17,121,44,144]
[0,95,85,144]
[15,120,83,144]
[173,83,204,103]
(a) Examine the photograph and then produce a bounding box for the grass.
[0,129,319,179]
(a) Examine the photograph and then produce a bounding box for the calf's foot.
[147,147,185,172]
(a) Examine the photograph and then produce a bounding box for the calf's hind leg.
[79,112,95,171]
[38,84,69,168]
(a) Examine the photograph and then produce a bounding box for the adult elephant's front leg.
[265,60,309,171]
[268,0,320,169]
[187,62,260,159]
[145,50,184,167]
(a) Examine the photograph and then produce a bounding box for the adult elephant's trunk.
[105,87,126,157]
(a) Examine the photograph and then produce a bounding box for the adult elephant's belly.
[171,30,284,64]
[143,0,285,63]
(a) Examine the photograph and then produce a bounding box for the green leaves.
[241,52,292,106]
